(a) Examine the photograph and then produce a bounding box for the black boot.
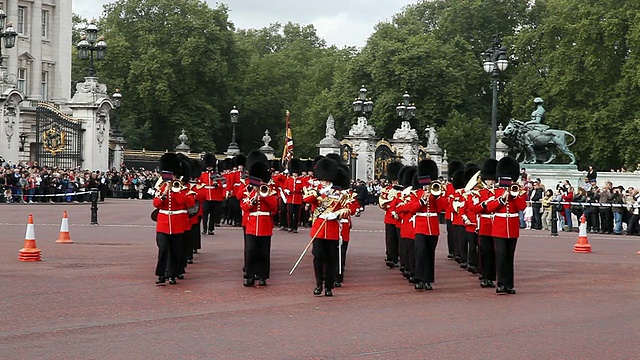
[155,276,166,286]
[313,285,323,295]
[243,278,255,287]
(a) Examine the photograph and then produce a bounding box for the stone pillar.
[390,120,419,165]
[424,125,444,174]
[68,77,113,171]
[260,129,275,160]
[174,129,190,154]
[495,123,509,160]
[0,90,24,163]
[344,116,377,181]
[28,0,43,103]
[317,114,341,156]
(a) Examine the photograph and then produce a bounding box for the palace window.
[17,6,27,34]
[41,71,48,100]
[41,9,49,38]
[17,68,27,93]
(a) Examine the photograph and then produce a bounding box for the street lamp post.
[352,85,374,118]
[0,10,17,67]
[226,106,240,155]
[76,23,108,77]
[396,91,417,121]
[482,33,508,159]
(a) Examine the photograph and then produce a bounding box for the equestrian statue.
[502,97,576,165]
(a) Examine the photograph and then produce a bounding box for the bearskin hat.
[203,153,216,169]
[480,159,498,181]
[313,155,324,165]
[417,159,439,186]
[232,154,246,168]
[333,164,351,189]
[304,160,314,173]
[325,153,342,164]
[190,159,203,180]
[270,159,283,172]
[400,166,417,188]
[447,160,464,180]
[386,161,403,181]
[451,169,466,189]
[159,153,182,176]
[246,149,268,171]
[177,153,192,182]
[314,158,338,182]
[248,161,271,185]
[288,158,303,174]
[463,164,480,188]
[496,156,520,182]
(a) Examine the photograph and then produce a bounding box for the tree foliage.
[85,0,640,169]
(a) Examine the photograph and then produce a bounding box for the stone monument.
[344,116,376,181]
[390,120,419,165]
[260,129,275,160]
[175,129,190,153]
[317,114,341,156]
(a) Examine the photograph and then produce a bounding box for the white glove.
[284,189,291,195]
[324,212,338,221]
[283,169,289,175]
[319,186,332,195]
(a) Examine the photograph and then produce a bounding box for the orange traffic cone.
[19,214,42,262]
[573,213,592,253]
[55,210,73,244]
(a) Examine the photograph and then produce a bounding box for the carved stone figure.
[325,114,336,139]
[262,129,272,147]
[425,126,439,146]
[3,97,17,147]
[503,119,576,164]
[393,120,418,140]
[348,116,375,137]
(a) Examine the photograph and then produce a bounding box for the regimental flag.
[281,110,293,168]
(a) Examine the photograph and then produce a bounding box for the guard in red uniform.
[285,158,304,233]
[186,158,206,263]
[241,160,277,287]
[379,161,403,268]
[153,153,195,285]
[303,158,357,297]
[450,169,467,267]
[228,155,246,226]
[334,164,359,287]
[472,159,498,288]
[445,160,464,259]
[405,160,448,291]
[394,166,417,284]
[484,156,526,295]
[199,153,224,235]
[460,165,480,275]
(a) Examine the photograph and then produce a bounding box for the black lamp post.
[0,10,17,67]
[396,91,417,121]
[482,33,508,159]
[19,132,27,152]
[226,106,240,154]
[76,23,107,77]
[352,85,374,118]
[112,88,122,108]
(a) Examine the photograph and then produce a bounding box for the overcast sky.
[72,0,417,48]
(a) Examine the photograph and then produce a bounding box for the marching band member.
[153,153,194,285]
[241,160,277,287]
[450,169,467,268]
[394,166,417,283]
[303,158,357,297]
[405,160,447,291]
[379,161,403,268]
[483,157,526,295]
[473,159,498,288]
[285,159,304,233]
[445,160,464,260]
[334,164,359,288]
[199,153,224,236]
[460,165,480,275]
[228,155,246,227]
[186,158,206,264]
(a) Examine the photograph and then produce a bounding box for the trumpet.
[424,181,442,196]
[509,184,522,197]
[259,184,270,197]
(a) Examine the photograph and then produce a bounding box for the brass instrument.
[463,170,484,194]
[426,181,442,196]
[378,187,399,209]
[259,184,270,197]
[509,183,522,197]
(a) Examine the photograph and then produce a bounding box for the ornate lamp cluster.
[76,23,108,77]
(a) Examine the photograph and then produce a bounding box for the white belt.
[159,209,188,215]
[415,212,438,217]
[204,186,217,189]
[493,213,519,218]
[249,211,271,216]
[339,219,349,223]
[480,214,494,218]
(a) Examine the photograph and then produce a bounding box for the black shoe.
[506,287,516,295]
[460,262,468,269]
[447,254,454,259]
[292,229,298,233]
[187,259,194,264]
[480,279,496,288]
[496,285,507,294]
[202,229,207,235]
[425,283,433,291]
[177,274,184,280]
[403,271,411,279]
[258,279,267,286]
[408,276,417,284]
[192,249,198,254]
[325,289,333,297]
[467,266,478,274]
[454,256,462,263]
[169,277,177,285]
[288,228,293,233]
[414,282,425,290]
[155,276,166,286]
[243,278,255,287]
[334,282,342,288]
[385,260,395,269]
[208,231,215,235]
[313,286,323,295]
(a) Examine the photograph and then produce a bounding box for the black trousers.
[588,209,600,231]
[278,200,288,228]
[228,197,241,225]
[287,203,301,231]
[398,236,407,270]
[599,208,612,233]
[155,232,182,278]
[627,214,639,235]
[414,234,438,284]
[336,241,349,283]
[313,238,339,289]
[454,225,467,263]
[180,225,197,273]
[245,234,271,280]
[384,223,399,264]
[479,235,496,281]
[446,220,454,256]
[202,200,221,232]
[494,237,517,288]
[532,206,542,229]
[466,230,478,268]
[401,238,415,276]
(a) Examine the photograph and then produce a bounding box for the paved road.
[0,200,639,359]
